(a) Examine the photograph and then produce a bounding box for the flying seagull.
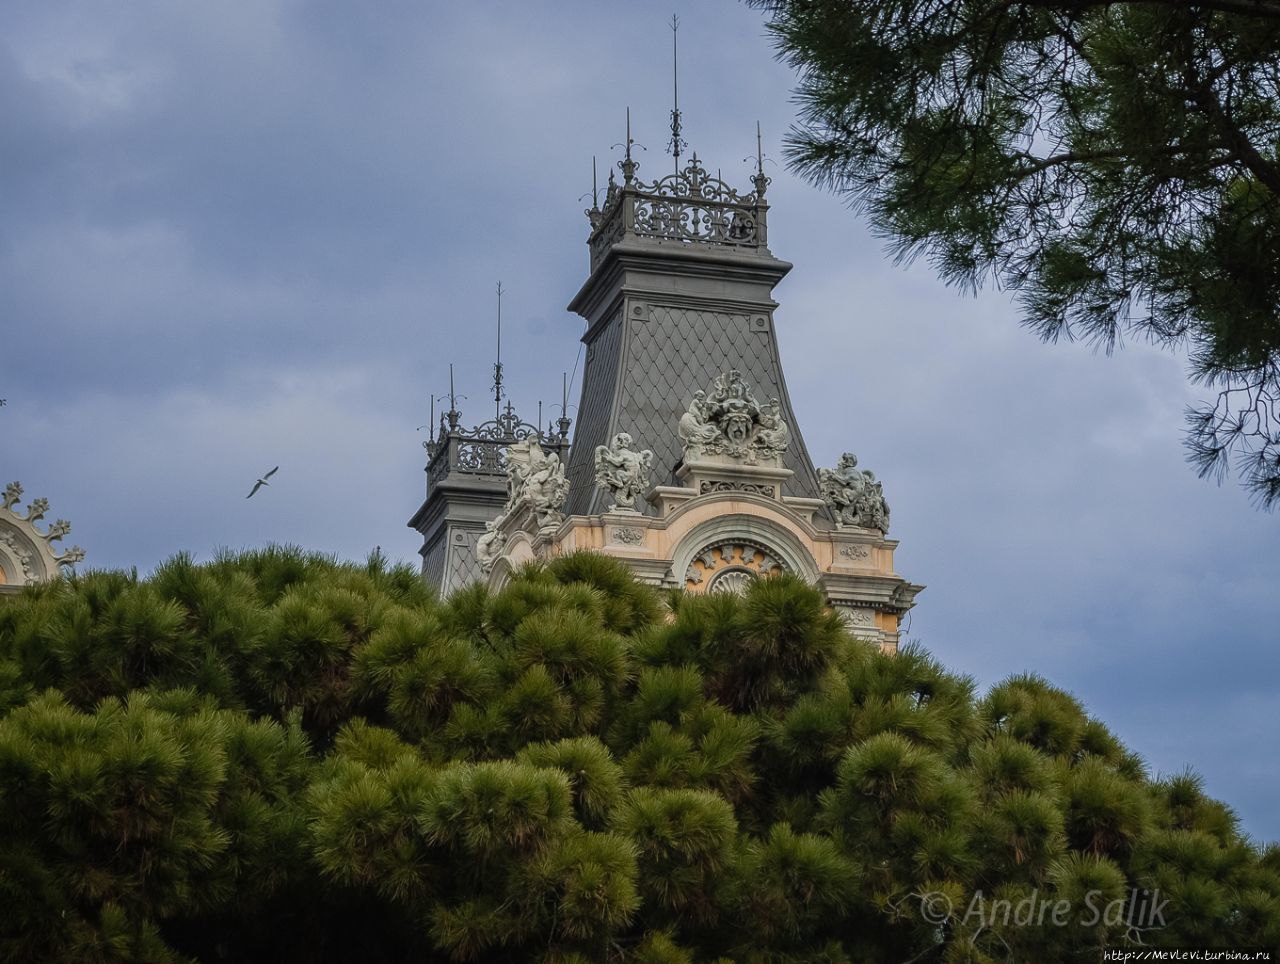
[246,466,279,499]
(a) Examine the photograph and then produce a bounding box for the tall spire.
[493,281,504,419]
[752,120,770,198]
[668,14,686,173]
[620,106,638,184]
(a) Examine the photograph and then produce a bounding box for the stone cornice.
[569,241,792,318]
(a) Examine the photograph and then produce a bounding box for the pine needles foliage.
[749,0,1280,506]
[0,547,1276,960]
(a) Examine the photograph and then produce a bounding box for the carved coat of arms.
[677,370,790,464]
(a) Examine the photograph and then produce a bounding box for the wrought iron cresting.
[587,152,770,271]
[426,401,569,490]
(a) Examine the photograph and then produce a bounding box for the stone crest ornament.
[593,432,654,510]
[819,453,891,533]
[0,481,86,590]
[504,440,571,530]
[610,526,645,545]
[677,371,790,463]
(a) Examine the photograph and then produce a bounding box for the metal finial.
[447,363,462,431]
[422,390,455,453]
[582,156,605,227]
[613,107,645,185]
[747,120,772,197]
[621,107,637,184]
[552,370,574,440]
[668,15,686,173]
[493,281,505,419]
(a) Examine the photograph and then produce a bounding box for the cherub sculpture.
[594,432,654,510]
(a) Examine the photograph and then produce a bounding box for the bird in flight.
[246,466,279,499]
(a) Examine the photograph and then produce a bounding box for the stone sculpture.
[594,432,654,510]
[475,520,506,574]
[677,371,791,464]
[818,453,891,533]
[503,440,571,530]
[753,397,790,462]
[677,391,722,458]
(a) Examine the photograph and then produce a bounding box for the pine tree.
[0,548,1276,960]
[747,0,1280,507]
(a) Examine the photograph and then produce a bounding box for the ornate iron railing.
[424,405,570,492]
[587,155,770,271]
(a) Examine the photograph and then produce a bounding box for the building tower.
[410,127,923,651]
[564,144,821,513]
[408,396,569,595]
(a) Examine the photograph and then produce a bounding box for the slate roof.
[446,527,486,591]
[564,311,624,516]
[564,301,830,523]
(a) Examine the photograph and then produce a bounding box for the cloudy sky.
[3,0,1277,841]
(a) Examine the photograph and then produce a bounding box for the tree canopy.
[0,547,1276,961]
[749,0,1280,506]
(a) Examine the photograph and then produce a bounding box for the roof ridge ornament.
[615,107,644,185]
[668,14,687,174]
[751,121,771,199]
[492,281,505,419]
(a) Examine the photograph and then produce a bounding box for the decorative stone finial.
[594,432,654,511]
[677,371,790,464]
[819,453,891,533]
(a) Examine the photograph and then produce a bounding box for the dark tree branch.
[1004,0,1280,21]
